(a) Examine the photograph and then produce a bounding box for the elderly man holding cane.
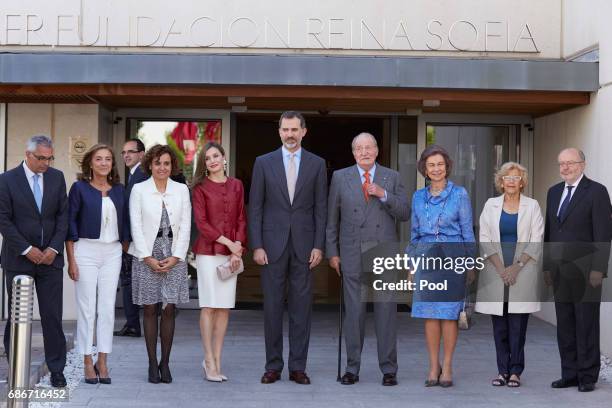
[326,132,410,386]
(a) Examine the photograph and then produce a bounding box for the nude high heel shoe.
[202,360,222,382]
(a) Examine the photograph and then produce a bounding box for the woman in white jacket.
[129,144,191,384]
[475,162,544,388]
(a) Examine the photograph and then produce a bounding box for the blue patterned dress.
[407,180,476,320]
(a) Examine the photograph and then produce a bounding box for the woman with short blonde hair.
[476,161,544,388]
[494,162,528,194]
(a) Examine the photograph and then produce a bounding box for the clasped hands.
[25,247,57,265]
[497,264,521,286]
[144,256,180,273]
[226,240,244,272]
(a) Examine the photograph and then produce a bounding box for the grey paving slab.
[55,309,611,408]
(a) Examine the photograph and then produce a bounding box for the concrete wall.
[533,0,612,355]
[0,0,561,58]
[3,103,99,321]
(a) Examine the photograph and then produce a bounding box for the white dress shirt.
[22,161,57,255]
[356,163,387,202]
[282,146,301,179]
[22,161,44,195]
[82,197,119,244]
[557,172,584,216]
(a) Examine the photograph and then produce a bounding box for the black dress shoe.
[50,372,67,388]
[114,326,141,337]
[578,383,595,392]
[551,378,578,388]
[340,372,359,385]
[382,373,398,386]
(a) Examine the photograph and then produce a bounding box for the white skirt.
[196,254,237,308]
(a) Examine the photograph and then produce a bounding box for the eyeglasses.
[558,161,584,168]
[30,153,54,163]
[121,149,140,155]
[502,175,522,182]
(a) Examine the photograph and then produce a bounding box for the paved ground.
[30,310,612,407]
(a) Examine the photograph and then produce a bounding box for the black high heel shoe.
[424,365,442,387]
[159,363,172,384]
[148,363,161,384]
[94,364,112,385]
[84,364,98,385]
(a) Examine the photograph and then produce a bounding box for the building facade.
[0,0,610,353]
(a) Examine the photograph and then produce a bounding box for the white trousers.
[74,240,122,355]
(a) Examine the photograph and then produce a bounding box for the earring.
[205,168,209,177]
[223,160,228,173]
[90,168,93,180]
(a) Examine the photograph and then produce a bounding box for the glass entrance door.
[425,124,520,232]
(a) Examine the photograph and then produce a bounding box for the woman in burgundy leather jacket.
[192,141,247,382]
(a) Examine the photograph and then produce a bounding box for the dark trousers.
[260,237,312,372]
[491,302,529,376]
[120,252,141,331]
[4,266,66,373]
[555,301,600,384]
[552,262,601,384]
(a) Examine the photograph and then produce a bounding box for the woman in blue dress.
[408,145,475,388]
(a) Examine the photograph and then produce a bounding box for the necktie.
[32,174,42,213]
[362,171,371,202]
[287,154,297,204]
[557,185,574,221]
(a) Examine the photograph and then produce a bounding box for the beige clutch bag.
[216,258,244,281]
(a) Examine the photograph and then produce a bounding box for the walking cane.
[336,272,343,382]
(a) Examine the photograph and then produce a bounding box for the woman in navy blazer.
[65,144,126,385]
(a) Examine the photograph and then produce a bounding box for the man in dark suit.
[249,111,327,385]
[114,138,147,337]
[0,135,69,387]
[326,133,410,386]
[544,147,612,392]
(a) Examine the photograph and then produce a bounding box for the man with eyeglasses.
[114,138,147,338]
[544,147,612,392]
[0,135,69,388]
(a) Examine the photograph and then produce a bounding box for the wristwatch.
[516,260,525,268]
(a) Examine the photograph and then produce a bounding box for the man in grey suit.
[326,132,410,386]
[249,111,327,385]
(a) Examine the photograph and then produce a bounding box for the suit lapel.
[365,164,389,217]
[40,171,53,216]
[491,195,504,242]
[560,176,589,224]
[549,182,563,225]
[16,164,41,215]
[270,148,291,205]
[293,149,310,202]
[347,165,366,211]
